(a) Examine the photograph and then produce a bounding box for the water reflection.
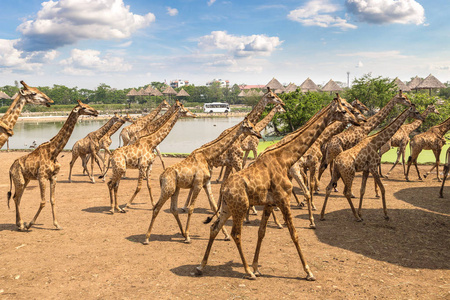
[7,117,244,153]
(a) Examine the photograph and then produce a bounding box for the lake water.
[6,117,245,153]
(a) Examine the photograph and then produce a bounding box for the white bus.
[203,102,230,113]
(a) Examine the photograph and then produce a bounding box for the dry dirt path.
[0,152,448,299]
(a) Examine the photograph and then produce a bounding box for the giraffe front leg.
[49,175,62,229]
[182,185,202,244]
[126,167,144,207]
[252,205,273,277]
[203,180,230,240]
[26,177,47,230]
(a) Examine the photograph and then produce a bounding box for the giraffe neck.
[247,94,272,124]
[370,108,412,146]
[47,109,80,160]
[135,102,166,126]
[436,116,450,136]
[1,94,27,128]
[400,109,431,135]
[255,106,280,132]
[92,117,117,140]
[364,97,399,133]
[261,105,333,169]
[140,107,181,147]
[140,104,178,135]
[105,119,126,137]
[196,122,244,162]
[315,121,346,147]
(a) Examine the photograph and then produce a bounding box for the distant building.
[239,84,266,90]
[206,79,230,87]
[170,79,189,88]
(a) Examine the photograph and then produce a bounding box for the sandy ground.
[0,152,448,299]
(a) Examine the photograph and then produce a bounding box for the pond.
[5,117,246,153]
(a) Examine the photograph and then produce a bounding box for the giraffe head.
[336,93,367,123]
[264,87,285,106]
[393,90,412,107]
[179,103,197,118]
[19,81,54,107]
[160,99,171,109]
[240,117,262,139]
[407,104,425,121]
[330,97,361,126]
[122,113,135,123]
[275,104,286,114]
[426,104,440,115]
[73,99,99,117]
[111,112,120,122]
[351,99,369,113]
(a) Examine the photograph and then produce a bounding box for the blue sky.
[0,0,448,89]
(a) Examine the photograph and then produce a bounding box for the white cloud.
[17,0,155,51]
[167,7,178,16]
[207,0,216,6]
[198,31,283,58]
[288,0,357,30]
[346,0,425,25]
[60,49,132,75]
[356,60,364,68]
[0,39,46,71]
[338,50,411,59]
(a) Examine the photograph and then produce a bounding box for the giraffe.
[143,118,262,244]
[320,105,423,222]
[405,115,450,182]
[319,91,412,189]
[68,113,120,183]
[241,104,286,167]
[104,102,196,214]
[439,147,450,198]
[195,97,361,280]
[0,81,54,149]
[7,100,98,231]
[379,104,439,178]
[119,100,170,146]
[84,114,135,171]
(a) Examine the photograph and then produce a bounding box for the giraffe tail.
[7,170,12,209]
[204,190,224,224]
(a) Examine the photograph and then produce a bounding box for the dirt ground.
[0,152,448,299]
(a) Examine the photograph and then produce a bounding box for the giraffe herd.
[3,82,450,281]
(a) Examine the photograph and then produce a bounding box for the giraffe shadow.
[163,207,214,215]
[126,233,204,244]
[0,223,19,232]
[393,186,450,215]
[82,206,114,214]
[314,208,449,269]
[170,261,302,280]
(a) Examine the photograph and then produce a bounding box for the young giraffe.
[104,102,196,214]
[85,114,135,171]
[241,104,286,166]
[68,113,120,183]
[195,98,360,280]
[143,117,262,244]
[439,148,450,198]
[379,104,439,178]
[405,115,450,182]
[319,91,412,189]
[7,100,98,231]
[320,105,423,222]
[119,100,170,146]
[0,81,53,148]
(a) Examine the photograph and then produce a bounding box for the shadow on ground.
[314,208,449,269]
[393,186,450,215]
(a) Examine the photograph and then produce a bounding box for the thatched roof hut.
[300,77,320,92]
[126,88,138,96]
[237,90,246,97]
[152,88,163,97]
[284,82,298,93]
[144,85,155,95]
[416,74,446,95]
[393,78,410,92]
[407,76,422,90]
[162,86,177,95]
[0,91,11,99]
[246,89,264,97]
[321,79,342,93]
[176,88,190,97]
[137,88,147,96]
[265,78,285,94]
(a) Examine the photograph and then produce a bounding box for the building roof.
[126,88,138,96]
[237,90,246,97]
[144,85,156,95]
[176,88,190,97]
[393,78,411,92]
[407,76,422,89]
[284,82,298,93]
[240,84,266,90]
[162,85,177,95]
[264,77,285,93]
[137,88,146,96]
[300,77,320,92]
[0,91,11,99]
[321,79,343,92]
[416,74,446,89]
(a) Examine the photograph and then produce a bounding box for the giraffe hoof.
[356,218,363,222]
[384,216,390,221]
[119,210,126,213]
[375,195,380,198]
[224,235,231,241]
[277,224,283,229]
[195,267,203,276]
[306,274,316,281]
[142,240,150,245]
[184,238,192,244]
[423,174,427,178]
[243,273,257,280]
[309,224,316,229]
[254,270,262,277]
